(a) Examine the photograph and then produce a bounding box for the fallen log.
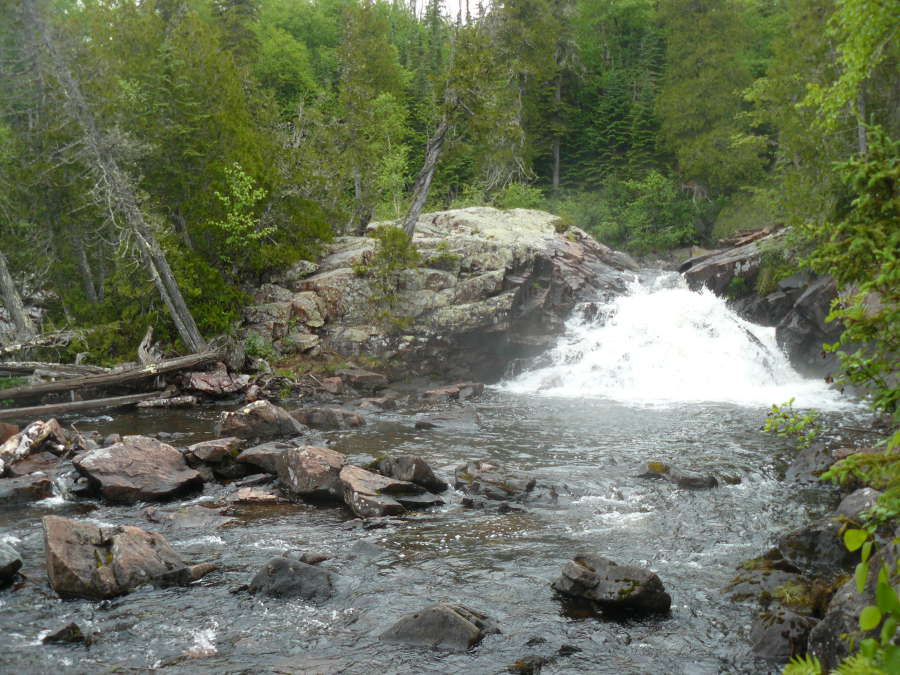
[0,350,225,403]
[0,330,83,359]
[0,361,110,378]
[0,392,163,421]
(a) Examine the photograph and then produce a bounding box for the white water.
[502,272,853,409]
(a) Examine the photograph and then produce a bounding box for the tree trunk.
[401,113,451,237]
[0,250,36,342]
[74,236,98,305]
[23,0,206,353]
[552,73,562,193]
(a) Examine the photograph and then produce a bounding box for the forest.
[0,0,897,359]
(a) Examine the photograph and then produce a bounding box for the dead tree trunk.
[22,0,206,353]
[401,113,451,237]
[0,250,36,341]
[552,73,562,193]
[74,236,98,305]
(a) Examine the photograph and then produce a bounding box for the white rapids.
[501,272,853,409]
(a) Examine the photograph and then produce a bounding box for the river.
[0,272,863,674]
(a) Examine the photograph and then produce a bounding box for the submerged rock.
[380,603,500,651]
[42,515,214,600]
[776,519,857,579]
[73,436,202,505]
[0,473,54,505]
[552,554,671,616]
[42,622,89,645]
[277,446,347,500]
[291,407,366,430]
[215,400,307,441]
[248,556,335,603]
[0,541,23,584]
[454,460,536,501]
[637,461,718,489]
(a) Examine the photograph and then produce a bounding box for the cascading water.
[503,271,851,409]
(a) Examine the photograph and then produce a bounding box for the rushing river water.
[1,272,865,674]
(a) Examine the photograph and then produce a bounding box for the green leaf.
[856,561,870,594]
[880,616,897,645]
[859,605,882,631]
[861,540,872,563]
[844,528,869,552]
[875,580,899,613]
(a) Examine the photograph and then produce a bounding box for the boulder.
[335,368,389,392]
[454,460,536,501]
[356,397,397,411]
[637,461,718,489]
[215,400,307,440]
[776,519,857,579]
[552,554,671,615]
[42,515,214,599]
[724,567,809,605]
[835,487,881,522]
[0,473,54,505]
[181,362,251,396]
[784,443,833,483]
[320,377,344,395]
[340,464,442,518]
[237,438,304,474]
[0,541,23,584]
[291,407,366,430]
[380,603,500,651]
[423,382,485,401]
[0,422,18,444]
[6,450,60,477]
[248,556,335,602]
[375,455,448,493]
[186,437,244,465]
[750,607,818,660]
[277,446,347,500]
[42,622,89,645]
[73,436,202,505]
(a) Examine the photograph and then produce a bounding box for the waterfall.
[501,272,850,408]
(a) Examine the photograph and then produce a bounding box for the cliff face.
[680,230,841,378]
[242,207,639,381]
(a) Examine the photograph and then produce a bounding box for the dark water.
[0,390,851,675]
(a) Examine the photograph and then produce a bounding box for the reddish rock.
[42,515,214,600]
[340,465,441,518]
[215,400,307,440]
[73,436,202,504]
[6,450,59,477]
[291,407,365,430]
[237,439,302,474]
[186,437,244,464]
[356,397,397,411]
[182,362,251,396]
[336,368,388,392]
[0,473,54,505]
[277,446,347,500]
[320,377,344,395]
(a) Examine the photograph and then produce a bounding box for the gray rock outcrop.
[277,446,347,500]
[380,603,500,651]
[215,400,307,440]
[248,556,335,603]
[552,554,671,615]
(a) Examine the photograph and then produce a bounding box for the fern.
[783,654,822,675]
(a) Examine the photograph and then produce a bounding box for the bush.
[492,182,545,209]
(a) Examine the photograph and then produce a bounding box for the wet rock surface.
[552,554,671,615]
[248,556,336,602]
[0,472,54,505]
[0,541,23,584]
[237,438,304,474]
[750,607,819,660]
[73,436,202,505]
[374,455,448,493]
[42,515,214,600]
[340,464,442,518]
[380,603,500,651]
[291,407,366,430]
[776,519,857,579]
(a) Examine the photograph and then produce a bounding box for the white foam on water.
[501,273,854,410]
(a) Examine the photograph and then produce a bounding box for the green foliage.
[725,276,750,300]
[756,244,797,296]
[763,398,822,449]
[244,331,277,361]
[492,182,545,210]
[783,654,822,675]
[209,162,273,267]
[354,225,420,332]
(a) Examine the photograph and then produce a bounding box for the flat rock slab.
[335,368,388,392]
[777,518,857,578]
[751,607,819,660]
[552,554,671,615]
[277,446,347,500]
[380,603,499,651]
[73,436,202,505]
[6,450,60,477]
[291,407,365,430]
[237,438,304,474]
[248,556,335,602]
[215,400,307,441]
[43,515,214,599]
[340,464,436,518]
[0,473,54,505]
[182,362,250,395]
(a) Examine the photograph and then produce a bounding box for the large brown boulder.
[237,438,305,474]
[291,407,366,430]
[0,473,54,505]
[42,515,214,599]
[73,436,202,504]
[181,362,251,396]
[215,400,307,440]
[277,446,347,500]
